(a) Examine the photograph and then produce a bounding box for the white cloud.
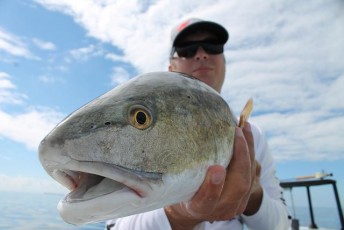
[33,0,344,162]
[0,108,64,150]
[252,111,344,162]
[32,38,56,50]
[0,27,38,59]
[0,72,15,89]
[110,66,131,86]
[39,74,65,84]
[0,72,64,150]
[69,44,104,61]
[105,52,124,62]
[0,174,67,194]
[0,72,27,105]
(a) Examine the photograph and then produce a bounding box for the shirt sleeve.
[241,122,291,230]
[106,208,172,230]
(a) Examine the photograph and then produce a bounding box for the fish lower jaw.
[52,169,144,203]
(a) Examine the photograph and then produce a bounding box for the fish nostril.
[104,121,111,126]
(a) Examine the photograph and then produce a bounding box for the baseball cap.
[170,18,229,48]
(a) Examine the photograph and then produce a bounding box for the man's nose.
[194,47,208,60]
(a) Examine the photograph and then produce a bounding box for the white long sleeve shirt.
[106,122,291,230]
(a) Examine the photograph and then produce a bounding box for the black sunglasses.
[171,41,224,59]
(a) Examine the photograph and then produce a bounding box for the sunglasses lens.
[175,45,198,58]
[173,43,223,58]
[203,44,223,55]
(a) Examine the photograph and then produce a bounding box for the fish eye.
[129,106,152,130]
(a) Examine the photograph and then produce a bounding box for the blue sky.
[0,0,344,212]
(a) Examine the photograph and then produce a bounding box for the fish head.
[39,71,237,225]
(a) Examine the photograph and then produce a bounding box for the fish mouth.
[50,162,163,203]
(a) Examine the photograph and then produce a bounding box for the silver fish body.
[39,71,237,225]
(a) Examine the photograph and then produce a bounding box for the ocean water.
[0,191,342,229]
[289,206,342,229]
[0,191,104,230]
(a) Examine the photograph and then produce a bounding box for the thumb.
[184,165,226,217]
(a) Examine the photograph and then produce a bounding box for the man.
[107,18,290,230]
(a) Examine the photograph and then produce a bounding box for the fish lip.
[50,161,163,203]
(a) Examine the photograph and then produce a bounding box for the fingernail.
[211,170,225,185]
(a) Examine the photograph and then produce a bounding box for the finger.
[242,122,256,191]
[213,127,251,218]
[229,127,251,188]
[185,165,226,217]
[242,122,255,166]
[240,122,257,210]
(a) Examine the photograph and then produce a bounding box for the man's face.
[169,31,226,93]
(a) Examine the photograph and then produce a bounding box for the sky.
[0,0,344,212]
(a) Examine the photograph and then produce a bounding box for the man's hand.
[164,123,262,230]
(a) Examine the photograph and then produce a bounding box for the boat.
[280,172,344,230]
